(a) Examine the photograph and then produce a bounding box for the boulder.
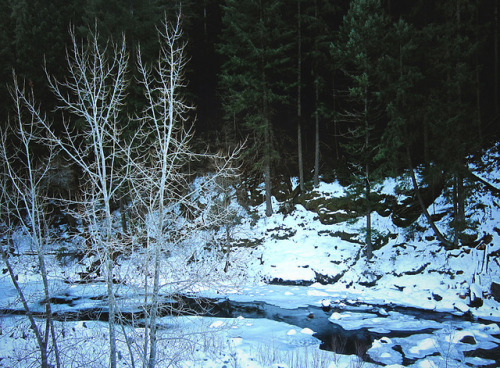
[460,335,477,345]
[432,293,443,302]
[469,283,483,308]
[490,282,500,302]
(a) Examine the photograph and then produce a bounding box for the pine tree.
[378,1,481,247]
[427,0,480,245]
[219,0,293,216]
[299,0,338,186]
[302,0,338,188]
[377,17,454,247]
[297,0,304,192]
[333,0,390,259]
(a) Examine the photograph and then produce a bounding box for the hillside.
[1,145,500,368]
[230,145,500,319]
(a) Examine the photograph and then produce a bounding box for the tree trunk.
[37,236,60,368]
[297,0,304,192]
[264,101,273,217]
[495,0,499,114]
[453,171,466,246]
[475,0,483,144]
[365,171,372,259]
[314,78,320,188]
[260,0,273,217]
[148,209,162,368]
[333,76,339,161]
[203,0,208,42]
[120,198,128,234]
[298,120,304,191]
[313,0,320,188]
[1,245,49,368]
[364,89,372,259]
[406,146,453,248]
[263,69,273,217]
[264,123,273,217]
[104,207,117,368]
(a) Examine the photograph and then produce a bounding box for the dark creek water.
[210,299,500,367]
[2,293,500,367]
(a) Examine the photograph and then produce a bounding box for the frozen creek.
[2,282,500,368]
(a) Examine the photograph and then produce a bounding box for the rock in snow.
[469,282,484,308]
[490,281,500,302]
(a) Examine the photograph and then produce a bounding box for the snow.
[1,147,500,367]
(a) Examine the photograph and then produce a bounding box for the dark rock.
[459,233,478,247]
[459,335,476,345]
[314,271,343,285]
[432,293,443,301]
[469,296,483,308]
[321,304,331,312]
[268,278,314,287]
[359,273,383,287]
[278,201,294,215]
[491,282,500,302]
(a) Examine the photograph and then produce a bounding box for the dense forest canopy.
[0,0,498,181]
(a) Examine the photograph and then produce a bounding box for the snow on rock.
[368,337,403,365]
[408,337,437,357]
[234,166,500,321]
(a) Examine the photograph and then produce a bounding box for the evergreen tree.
[427,0,480,245]
[303,0,339,187]
[297,0,304,192]
[333,0,390,259]
[379,1,482,247]
[218,0,293,216]
[376,17,454,247]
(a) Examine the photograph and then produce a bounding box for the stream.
[210,298,500,366]
[1,290,500,367]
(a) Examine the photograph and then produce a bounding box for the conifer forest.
[1,0,498,182]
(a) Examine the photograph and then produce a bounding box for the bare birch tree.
[0,78,61,368]
[134,15,192,367]
[9,16,241,368]
[133,14,241,368]
[14,28,130,368]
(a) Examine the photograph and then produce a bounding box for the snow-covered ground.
[1,147,500,367]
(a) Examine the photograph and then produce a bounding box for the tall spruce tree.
[428,1,480,245]
[333,0,389,259]
[378,2,481,247]
[303,0,338,187]
[376,18,454,247]
[297,0,305,192]
[219,0,293,216]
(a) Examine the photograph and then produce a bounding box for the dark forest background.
[0,0,499,187]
